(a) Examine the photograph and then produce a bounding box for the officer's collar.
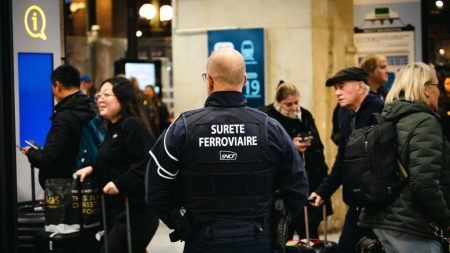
[205,91,247,108]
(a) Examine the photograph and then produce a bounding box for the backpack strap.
[391,111,423,180]
[396,160,408,178]
[372,112,410,178]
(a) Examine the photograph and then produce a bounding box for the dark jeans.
[184,220,272,253]
[100,208,159,253]
[337,207,373,253]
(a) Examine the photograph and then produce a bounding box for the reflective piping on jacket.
[150,150,178,180]
[164,116,180,162]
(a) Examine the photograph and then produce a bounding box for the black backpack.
[75,115,106,169]
[343,113,409,210]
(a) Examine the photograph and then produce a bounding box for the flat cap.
[325,67,368,87]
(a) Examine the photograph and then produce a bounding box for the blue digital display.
[208,28,265,108]
[18,53,53,147]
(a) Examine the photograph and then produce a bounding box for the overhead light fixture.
[439,49,445,55]
[136,31,143,37]
[69,2,86,13]
[436,0,444,9]
[160,5,173,22]
[139,3,156,20]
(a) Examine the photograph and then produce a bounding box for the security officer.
[145,48,309,253]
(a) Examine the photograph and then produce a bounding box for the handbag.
[44,177,100,233]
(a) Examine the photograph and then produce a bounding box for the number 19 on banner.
[244,72,261,98]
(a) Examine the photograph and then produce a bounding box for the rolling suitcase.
[17,165,45,253]
[101,194,133,253]
[286,203,337,253]
[311,204,337,253]
[34,177,101,253]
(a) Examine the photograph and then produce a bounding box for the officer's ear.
[242,74,247,86]
[207,76,214,94]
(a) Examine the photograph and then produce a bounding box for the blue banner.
[208,28,265,108]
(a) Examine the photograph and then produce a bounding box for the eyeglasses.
[201,73,208,82]
[94,93,115,101]
[425,83,439,88]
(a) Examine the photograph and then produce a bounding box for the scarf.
[274,102,302,120]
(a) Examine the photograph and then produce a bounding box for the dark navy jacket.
[315,94,384,205]
[145,91,309,228]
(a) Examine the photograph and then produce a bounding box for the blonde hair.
[275,82,299,102]
[385,62,436,105]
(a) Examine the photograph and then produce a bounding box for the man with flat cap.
[309,67,384,253]
[145,48,309,253]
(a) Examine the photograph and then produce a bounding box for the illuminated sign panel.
[24,5,47,40]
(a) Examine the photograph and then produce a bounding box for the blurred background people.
[360,54,390,101]
[80,74,97,102]
[359,62,450,253]
[438,72,450,142]
[262,81,332,240]
[142,85,170,137]
[76,77,159,253]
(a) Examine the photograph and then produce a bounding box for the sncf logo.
[220,151,237,161]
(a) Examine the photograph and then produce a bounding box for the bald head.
[206,48,247,87]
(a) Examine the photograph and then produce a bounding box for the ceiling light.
[136,31,142,37]
[139,4,156,20]
[69,2,86,13]
[160,5,173,22]
[436,0,444,8]
[439,49,445,55]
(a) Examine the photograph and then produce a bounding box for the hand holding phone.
[16,144,23,151]
[25,140,43,150]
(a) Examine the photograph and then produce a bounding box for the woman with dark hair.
[142,85,170,136]
[262,82,332,240]
[76,77,159,253]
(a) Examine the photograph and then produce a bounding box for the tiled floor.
[146,221,341,253]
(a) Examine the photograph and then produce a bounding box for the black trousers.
[101,208,159,253]
[337,207,373,253]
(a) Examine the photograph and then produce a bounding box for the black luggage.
[102,194,133,253]
[34,227,100,253]
[17,203,45,253]
[311,204,337,253]
[286,203,337,253]
[17,165,45,253]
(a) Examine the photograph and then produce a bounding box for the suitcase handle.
[101,194,132,253]
[304,200,328,245]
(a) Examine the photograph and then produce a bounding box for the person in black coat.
[76,77,158,253]
[22,64,96,188]
[310,67,384,253]
[262,81,332,239]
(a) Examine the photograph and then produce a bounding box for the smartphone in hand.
[25,140,43,150]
